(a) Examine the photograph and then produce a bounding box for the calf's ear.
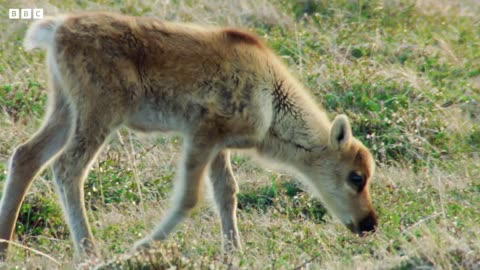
[330,114,352,151]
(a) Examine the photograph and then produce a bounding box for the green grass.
[0,0,479,269]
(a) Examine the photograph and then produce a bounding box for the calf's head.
[305,115,377,236]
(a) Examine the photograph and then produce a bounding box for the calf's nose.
[358,212,377,236]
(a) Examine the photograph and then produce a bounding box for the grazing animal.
[0,12,377,259]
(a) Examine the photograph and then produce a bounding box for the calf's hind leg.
[0,86,72,259]
[51,111,119,258]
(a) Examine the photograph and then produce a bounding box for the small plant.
[0,81,47,122]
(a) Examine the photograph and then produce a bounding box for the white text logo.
[9,9,44,19]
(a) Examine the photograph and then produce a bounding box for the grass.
[0,0,479,269]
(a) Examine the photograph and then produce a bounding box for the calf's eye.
[348,171,365,192]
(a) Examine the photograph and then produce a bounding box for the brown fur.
[223,29,264,48]
[0,12,377,260]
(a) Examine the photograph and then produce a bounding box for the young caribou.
[0,12,377,259]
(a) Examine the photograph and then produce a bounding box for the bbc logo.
[9,9,44,19]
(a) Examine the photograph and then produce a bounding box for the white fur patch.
[24,16,64,51]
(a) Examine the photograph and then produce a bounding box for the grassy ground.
[0,0,479,269]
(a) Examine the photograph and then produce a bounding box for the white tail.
[23,17,63,51]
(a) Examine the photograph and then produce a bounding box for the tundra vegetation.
[0,0,478,269]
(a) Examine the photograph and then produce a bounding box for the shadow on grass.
[237,180,327,224]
